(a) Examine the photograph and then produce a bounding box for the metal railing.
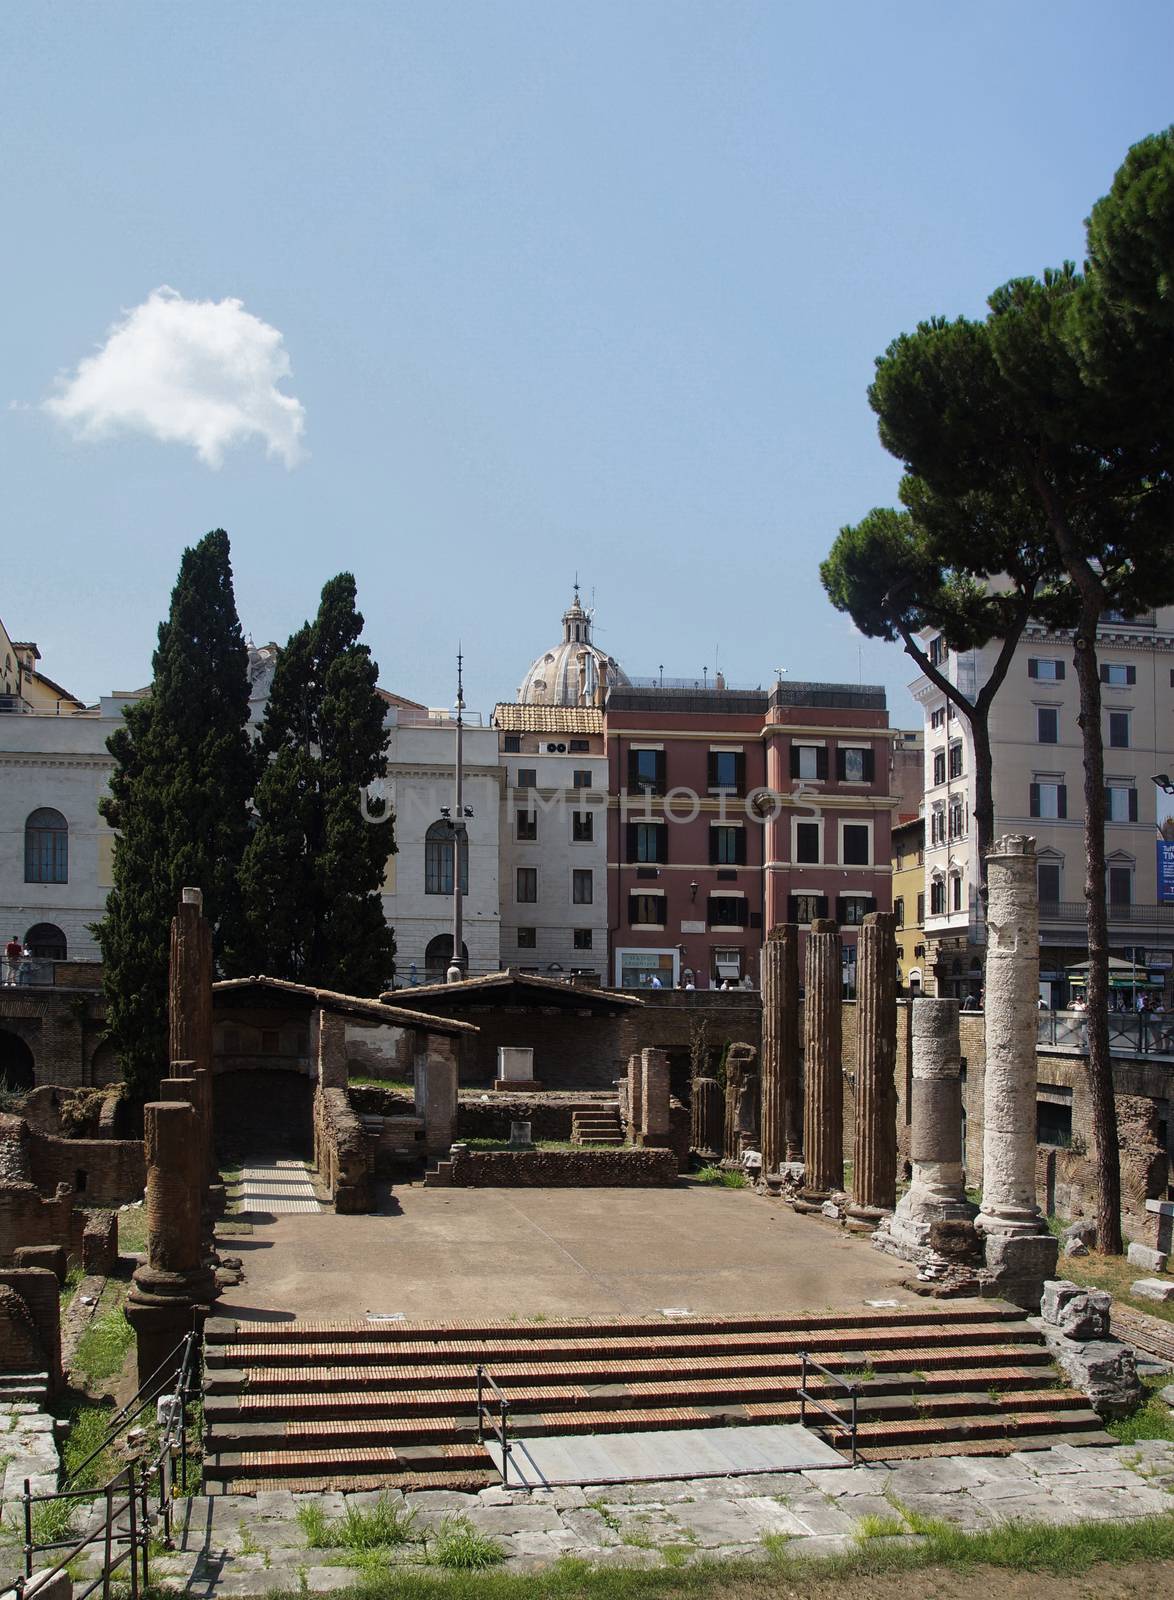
[474,1365,514,1487]
[797,1352,861,1465]
[1039,900,1174,928]
[1038,1010,1174,1057]
[13,1332,201,1599]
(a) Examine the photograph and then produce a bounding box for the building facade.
[891,813,926,995]
[913,605,1174,1002]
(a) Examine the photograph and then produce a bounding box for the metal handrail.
[474,1364,513,1487]
[797,1352,861,1465]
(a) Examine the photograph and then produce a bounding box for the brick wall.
[448,1148,678,1186]
[212,1067,313,1158]
[0,1183,83,1267]
[28,1132,144,1208]
[0,1267,62,1390]
[0,989,110,1088]
[313,1086,375,1214]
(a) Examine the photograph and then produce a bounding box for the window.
[711,825,744,865]
[929,635,946,666]
[837,746,875,783]
[916,892,925,924]
[1030,781,1067,820]
[948,742,963,779]
[517,926,536,948]
[794,821,821,863]
[572,769,593,789]
[425,820,468,894]
[261,1030,280,1054]
[628,748,666,794]
[788,893,828,924]
[841,823,871,866]
[1038,862,1061,905]
[24,808,68,884]
[1105,785,1138,823]
[1108,865,1132,907]
[516,809,537,841]
[1037,707,1059,744]
[708,895,746,927]
[572,869,593,905]
[24,923,66,959]
[573,928,593,950]
[1028,658,1066,681]
[930,880,946,916]
[1100,663,1136,686]
[930,809,945,846]
[1108,711,1131,749]
[894,897,905,928]
[572,811,593,842]
[569,738,590,753]
[837,894,875,926]
[516,767,537,789]
[930,707,946,730]
[947,799,964,840]
[1037,1100,1072,1148]
[932,749,946,785]
[627,821,668,864]
[707,750,745,793]
[503,734,521,753]
[516,867,538,903]
[628,892,664,925]
[791,744,827,781]
[950,875,963,912]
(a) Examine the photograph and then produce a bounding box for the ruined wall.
[0,989,109,1087]
[0,1269,61,1388]
[313,1085,375,1214]
[28,1133,144,1208]
[447,1147,678,1186]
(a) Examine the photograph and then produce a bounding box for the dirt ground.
[717,1559,1174,1599]
[218,1176,917,1323]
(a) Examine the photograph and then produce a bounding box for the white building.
[912,604,1174,1002]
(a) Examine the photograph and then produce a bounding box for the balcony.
[1039,1010,1174,1059]
[1039,900,1174,929]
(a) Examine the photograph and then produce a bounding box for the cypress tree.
[233,573,396,993]
[96,530,253,1098]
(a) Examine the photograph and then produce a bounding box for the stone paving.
[6,1441,1171,1595]
[0,1402,60,1507]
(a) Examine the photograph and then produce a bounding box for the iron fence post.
[22,1478,31,1579]
[127,1464,140,1600]
[102,1480,113,1600]
[475,1365,484,1443]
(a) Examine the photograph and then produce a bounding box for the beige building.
[891,813,926,995]
[912,605,1174,1003]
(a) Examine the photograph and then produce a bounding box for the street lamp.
[446,650,470,983]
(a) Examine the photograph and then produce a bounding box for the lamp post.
[445,650,473,983]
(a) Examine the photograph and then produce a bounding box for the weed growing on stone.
[30,1496,78,1548]
[295,1503,331,1548]
[760,1531,792,1559]
[694,1166,746,1188]
[842,1365,876,1383]
[73,1305,134,1385]
[853,1513,907,1541]
[586,1497,624,1533]
[298,1496,418,1551]
[1107,1375,1174,1445]
[238,1523,261,1556]
[426,1514,506,1569]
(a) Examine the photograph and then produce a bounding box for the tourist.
[684,977,695,991]
[741,973,755,990]
[3,934,21,987]
[650,974,663,989]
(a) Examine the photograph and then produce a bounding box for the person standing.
[3,935,22,987]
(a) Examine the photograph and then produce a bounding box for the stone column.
[880,998,975,1258]
[760,924,802,1172]
[626,1053,643,1143]
[125,1102,216,1387]
[801,919,843,1200]
[976,834,1058,1308]
[691,1077,721,1160]
[420,1035,459,1157]
[640,1048,671,1145]
[850,913,898,1221]
[168,888,213,1078]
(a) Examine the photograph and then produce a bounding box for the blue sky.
[3,2,1172,723]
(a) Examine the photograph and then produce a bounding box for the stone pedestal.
[800,920,842,1201]
[722,1043,759,1162]
[849,913,898,1222]
[878,998,976,1260]
[976,835,1058,1309]
[691,1077,722,1161]
[169,887,213,1077]
[125,1102,216,1387]
[760,925,802,1173]
[416,1037,459,1157]
[495,1046,541,1091]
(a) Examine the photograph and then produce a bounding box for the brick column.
[801,919,843,1200]
[760,924,802,1173]
[125,1101,216,1387]
[976,834,1058,1308]
[849,912,898,1220]
[691,1077,721,1161]
[168,888,213,1077]
[640,1048,670,1144]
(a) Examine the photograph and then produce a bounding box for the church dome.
[518,588,629,707]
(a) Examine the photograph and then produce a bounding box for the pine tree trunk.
[970,711,995,911]
[1073,601,1122,1255]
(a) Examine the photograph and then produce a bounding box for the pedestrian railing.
[797,1352,861,1465]
[474,1365,514,1486]
[1037,1010,1174,1057]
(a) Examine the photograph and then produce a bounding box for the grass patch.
[348,1075,415,1094]
[1107,1374,1174,1444]
[60,1399,120,1488]
[60,1264,84,1310]
[115,1203,148,1257]
[426,1514,506,1570]
[30,1497,77,1548]
[853,1513,907,1541]
[694,1166,747,1188]
[460,1137,580,1152]
[73,1305,134,1384]
[1055,1246,1174,1325]
[298,1496,417,1550]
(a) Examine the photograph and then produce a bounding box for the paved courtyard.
[218,1179,915,1323]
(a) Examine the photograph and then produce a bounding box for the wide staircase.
[571,1105,624,1145]
[202,1302,1111,1493]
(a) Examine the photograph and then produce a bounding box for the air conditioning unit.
[557,743,566,753]
[547,743,557,752]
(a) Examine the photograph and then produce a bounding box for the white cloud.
[44,287,306,468]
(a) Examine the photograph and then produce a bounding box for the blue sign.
[1158,839,1174,905]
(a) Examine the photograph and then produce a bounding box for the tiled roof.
[212,976,479,1035]
[381,968,644,1010]
[492,703,604,734]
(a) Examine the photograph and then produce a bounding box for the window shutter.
[787,894,799,923]
[815,894,829,919]
[654,751,667,792]
[1129,787,1139,823]
[866,895,877,915]
[734,752,746,794]
[627,751,640,790]
[657,824,669,865]
[1127,665,1136,685]
[708,828,719,866]
[816,747,828,781]
[862,747,875,782]
[789,745,801,779]
[1028,659,1039,679]
[706,752,718,789]
[626,822,637,862]
[835,748,847,782]
[1057,785,1067,819]
[1029,783,1040,818]
[735,828,747,865]
[1099,664,1109,684]
[1055,660,1065,680]
[835,896,847,925]
[1104,785,1112,815]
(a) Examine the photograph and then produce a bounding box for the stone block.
[1127,1242,1168,1273]
[1039,1279,1111,1340]
[12,1247,67,1284]
[1039,1327,1142,1419]
[1063,1237,1088,1258]
[1064,1218,1097,1248]
[1132,1278,1174,1303]
[981,1232,1059,1311]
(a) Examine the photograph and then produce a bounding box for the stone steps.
[571,1108,624,1146]
[203,1302,1109,1491]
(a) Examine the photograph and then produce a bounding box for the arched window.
[424,821,468,895]
[25,809,68,884]
[424,934,469,981]
[25,924,67,960]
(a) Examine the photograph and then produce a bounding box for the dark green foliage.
[95,531,252,1098]
[232,573,396,994]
